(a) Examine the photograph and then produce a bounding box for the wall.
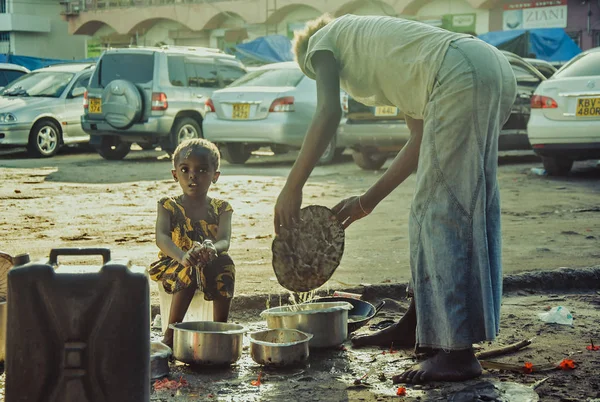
[9,0,87,59]
[415,0,490,34]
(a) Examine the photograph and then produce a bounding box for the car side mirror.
[71,87,86,98]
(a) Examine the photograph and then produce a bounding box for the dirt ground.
[144,291,600,402]
[0,147,599,303]
[1,147,599,401]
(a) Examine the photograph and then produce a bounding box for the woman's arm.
[274,50,342,231]
[361,116,424,210]
[155,204,187,264]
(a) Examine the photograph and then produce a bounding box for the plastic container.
[157,282,213,333]
[5,248,150,402]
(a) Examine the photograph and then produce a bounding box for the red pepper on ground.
[396,387,406,396]
[523,362,534,374]
[558,359,576,370]
[587,339,600,351]
[251,372,263,386]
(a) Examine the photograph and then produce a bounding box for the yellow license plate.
[232,104,250,119]
[576,97,600,117]
[89,98,102,114]
[374,106,398,117]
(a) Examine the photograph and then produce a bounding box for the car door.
[217,61,247,88]
[184,57,219,112]
[63,71,92,142]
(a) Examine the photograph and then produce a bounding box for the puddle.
[150,320,414,401]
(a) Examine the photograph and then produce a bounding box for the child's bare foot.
[392,349,482,384]
[351,299,416,348]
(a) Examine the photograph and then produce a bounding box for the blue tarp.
[478,28,581,62]
[231,35,294,65]
[0,54,98,71]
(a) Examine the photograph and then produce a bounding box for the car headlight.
[0,113,17,123]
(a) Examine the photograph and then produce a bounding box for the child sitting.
[149,138,235,348]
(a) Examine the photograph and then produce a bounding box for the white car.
[527,48,600,175]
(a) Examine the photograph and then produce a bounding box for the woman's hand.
[180,248,199,268]
[274,185,303,235]
[197,240,218,265]
[332,195,372,229]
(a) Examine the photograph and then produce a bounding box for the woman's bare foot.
[351,299,416,348]
[393,349,482,384]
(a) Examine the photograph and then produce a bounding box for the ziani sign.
[503,0,567,30]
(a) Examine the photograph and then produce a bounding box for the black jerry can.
[5,248,150,402]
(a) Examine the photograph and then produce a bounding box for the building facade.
[59,0,600,57]
[0,0,87,59]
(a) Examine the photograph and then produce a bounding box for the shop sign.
[503,0,567,30]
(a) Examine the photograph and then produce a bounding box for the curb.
[150,266,600,318]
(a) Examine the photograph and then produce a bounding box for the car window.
[228,68,304,88]
[512,65,541,83]
[1,70,26,86]
[167,55,186,87]
[184,59,218,88]
[219,64,246,87]
[1,71,74,98]
[68,73,91,98]
[553,52,600,79]
[97,53,154,88]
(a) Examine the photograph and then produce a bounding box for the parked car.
[203,61,344,165]
[524,58,557,78]
[0,63,29,91]
[0,63,94,157]
[527,47,600,175]
[82,45,247,160]
[339,50,547,170]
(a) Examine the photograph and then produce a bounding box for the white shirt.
[302,14,470,119]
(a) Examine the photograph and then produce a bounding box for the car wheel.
[270,145,289,155]
[352,149,388,170]
[27,120,61,158]
[221,143,252,164]
[166,117,202,154]
[542,156,573,176]
[318,136,340,165]
[95,136,131,160]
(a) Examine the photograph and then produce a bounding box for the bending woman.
[274,14,517,384]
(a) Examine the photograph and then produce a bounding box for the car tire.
[542,156,573,176]
[166,117,202,154]
[27,119,61,158]
[221,143,252,164]
[95,136,131,160]
[270,145,289,155]
[352,149,388,170]
[318,136,341,165]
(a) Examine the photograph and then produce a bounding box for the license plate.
[576,97,600,117]
[89,98,102,114]
[232,104,250,119]
[374,106,398,117]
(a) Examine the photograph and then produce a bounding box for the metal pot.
[170,321,246,366]
[249,329,313,367]
[260,302,352,348]
[306,297,386,333]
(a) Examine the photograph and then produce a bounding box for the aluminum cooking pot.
[260,302,352,348]
[306,297,385,333]
[249,329,313,366]
[170,321,246,366]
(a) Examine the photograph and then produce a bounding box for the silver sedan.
[203,61,344,164]
[0,63,95,157]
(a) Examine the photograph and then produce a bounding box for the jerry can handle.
[48,248,111,266]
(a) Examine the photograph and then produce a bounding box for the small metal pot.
[261,302,352,348]
[170,321,246,366]
[249,329,313,367]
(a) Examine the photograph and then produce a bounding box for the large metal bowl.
[249,329,313,367]
[260,302,352,348]
[170,321,246,366]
